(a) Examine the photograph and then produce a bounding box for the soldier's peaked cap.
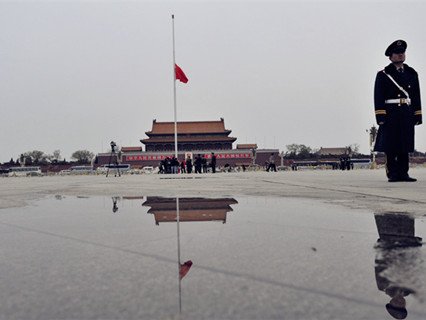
[385,40,407,56]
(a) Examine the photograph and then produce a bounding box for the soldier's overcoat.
[374,63,422,153]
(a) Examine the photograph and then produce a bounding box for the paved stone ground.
[1,168,426,319]
[1,167,426,216]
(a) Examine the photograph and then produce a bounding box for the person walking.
[374,40,422,182]
[266,153,277,172]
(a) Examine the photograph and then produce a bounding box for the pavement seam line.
[260,179,426,204]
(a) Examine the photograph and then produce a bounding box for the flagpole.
[172,14,178,159]
[176,197,182,313]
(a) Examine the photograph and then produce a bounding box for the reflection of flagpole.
[176,197,182,313]
[172,15,178,159]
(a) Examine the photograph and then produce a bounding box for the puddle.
[0,196,425,320]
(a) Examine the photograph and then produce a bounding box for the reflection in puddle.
[1,196,426,319]
[144,197,237,313]
[143,197,238,224]
[112,196,119,213]
[374,213,424,319]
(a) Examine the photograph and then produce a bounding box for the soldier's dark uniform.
[374,40,422,181]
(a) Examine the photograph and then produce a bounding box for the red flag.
[179,260,193,279]
[175,64,188,83]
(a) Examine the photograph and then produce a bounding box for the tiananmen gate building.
[95,118,279,169]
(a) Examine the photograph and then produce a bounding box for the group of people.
[158,152,217,174]
[339,156,354,171]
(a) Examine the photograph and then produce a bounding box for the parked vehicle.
[8,166,42,177]
[0,168,10,177]
[142,166,155,174]
[59,169,71,175]
[69,165,94,174]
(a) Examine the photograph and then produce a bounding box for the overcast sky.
[1,0,426,162]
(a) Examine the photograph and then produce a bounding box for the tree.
[52,150,61,161]
[47,150,61,163]
[368,126,378,149]
[23,150,47,164]
[71,150,94,164]
[284,144,315,159]
[347,143,360,155]
[298,145,313,158]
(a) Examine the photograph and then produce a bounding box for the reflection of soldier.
[112,197,119,213]
[374,213,422,319]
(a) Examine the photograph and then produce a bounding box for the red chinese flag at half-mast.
[175,64,188,83]
[179,260,193,280]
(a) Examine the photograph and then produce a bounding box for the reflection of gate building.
[142,197,238,225]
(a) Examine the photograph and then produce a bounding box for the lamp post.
[367,126,378,168]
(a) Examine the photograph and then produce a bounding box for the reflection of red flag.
[179,260,193,279]
[175,64,188,83]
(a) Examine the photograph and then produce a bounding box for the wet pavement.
[0,195,425,319]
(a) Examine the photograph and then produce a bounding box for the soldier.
[374,40,422,182]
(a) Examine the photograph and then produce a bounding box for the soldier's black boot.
[401,175,417,182]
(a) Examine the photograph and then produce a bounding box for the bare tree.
[346,143,360,155]
[52,150,61,161]
[47,150,62,163]
[369,126,378,148]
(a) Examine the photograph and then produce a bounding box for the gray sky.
[1,0,426,162]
